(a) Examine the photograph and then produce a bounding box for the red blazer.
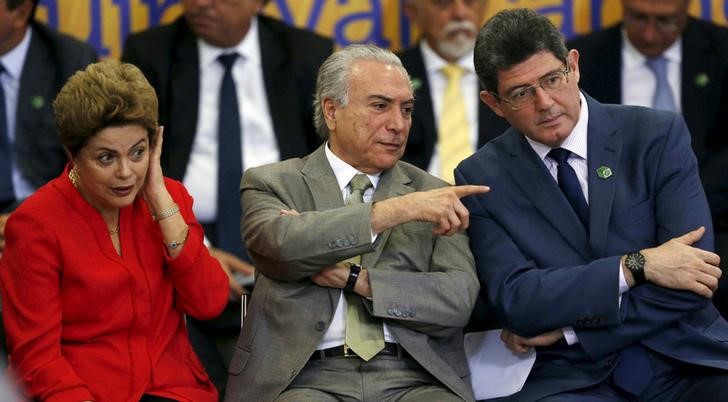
[0,168,229,402]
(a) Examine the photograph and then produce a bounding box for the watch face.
[626,253,645,270]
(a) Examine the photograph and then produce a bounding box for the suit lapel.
[361,163,415,268]
[585,96,622,251]
[680,18,715,160]
[166,20,200,180]
[503,130,592,260]
[258,16,311,160]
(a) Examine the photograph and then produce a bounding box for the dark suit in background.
[122,11,332,397]
[11,22,96,208]
[568,15,728,316]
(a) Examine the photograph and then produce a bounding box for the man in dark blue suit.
[457,8,728,401]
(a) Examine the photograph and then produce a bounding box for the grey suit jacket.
[224,145,479,402]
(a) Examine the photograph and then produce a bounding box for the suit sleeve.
[366,228,480,335]
[0,213,94,401]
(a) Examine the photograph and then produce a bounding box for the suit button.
[328,241,336,249]
[408,311,416,318]
[343,239,351,246]
[315,321,326,331]
[336,239,344,247]
[387,308,394,315]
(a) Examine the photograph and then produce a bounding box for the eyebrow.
[503,66,565,94]
[367,94,415,105]
[95,138,148,153]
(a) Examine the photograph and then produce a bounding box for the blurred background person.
[121,0,333,395]
[0,61,228,402]
[399,0,508,184]
[568,0,728,314]
[0,0,97,256]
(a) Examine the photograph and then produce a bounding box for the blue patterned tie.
[548,148,588,229]
[0,64,15,207]
[646,56,677,112]
[215,53,246,259]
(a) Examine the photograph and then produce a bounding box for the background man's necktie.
[216,53,247,258]
[438,64,472,184]
[0,64,15,206]
[344,173,384,361]
[646,55,677,112]
[548,148,589,229]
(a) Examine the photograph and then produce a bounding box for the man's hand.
[372,185,489,236]
[311,262,372,297]
[637,226,721,298]
[0,212,8,258]
[500,328,564,354]
[209,247,255,297]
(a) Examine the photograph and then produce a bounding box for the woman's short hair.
[53,60,158,156]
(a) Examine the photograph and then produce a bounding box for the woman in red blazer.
[0,61,229,402]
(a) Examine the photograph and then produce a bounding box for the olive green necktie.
[438,64,473,184]
[344,174,384,361]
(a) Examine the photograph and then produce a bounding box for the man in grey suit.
[225,44,486,402]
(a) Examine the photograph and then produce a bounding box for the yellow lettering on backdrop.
[32,0,728,60]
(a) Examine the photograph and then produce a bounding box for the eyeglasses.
[492,67,571,111]
[623,11,681,33]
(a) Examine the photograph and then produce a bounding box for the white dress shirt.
[621,29,682,112]
[526,92,629,344]
[419,41,479,178]
[0,27,34,200]
[316,143,396,350]
[184,16,279,222]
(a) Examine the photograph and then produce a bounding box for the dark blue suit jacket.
[456,94,728,401]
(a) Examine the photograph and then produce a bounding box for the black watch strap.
[625,252,647,285]
[343,263,362,293]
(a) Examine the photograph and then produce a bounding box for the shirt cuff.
[563,326,579,345]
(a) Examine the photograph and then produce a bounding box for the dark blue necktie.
[0,64,15,207]
[548,148,588,229]
[215,53,246,259]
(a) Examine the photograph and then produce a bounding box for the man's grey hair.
[313,44,412,139]
[474,8,568,93]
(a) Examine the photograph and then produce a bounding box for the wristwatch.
[624,252,647,285]
[343,263,362,293]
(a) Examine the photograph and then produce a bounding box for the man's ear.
[323,98,338,132]
[480,90,505,118]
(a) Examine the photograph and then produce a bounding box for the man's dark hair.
[474,8,568,94]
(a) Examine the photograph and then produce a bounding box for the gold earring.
[68,167,80,188]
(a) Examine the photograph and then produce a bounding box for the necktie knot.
[441,64,464,82]
[547,147,571,164]
[348,174,372,205]
[218,53,239,71]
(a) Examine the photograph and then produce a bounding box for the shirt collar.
[526,91,590,161]
[621,28,682,69]
[324,142,381,192]
[198,15,261,69]
[419,40,475,75]
[0,26,32,80]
